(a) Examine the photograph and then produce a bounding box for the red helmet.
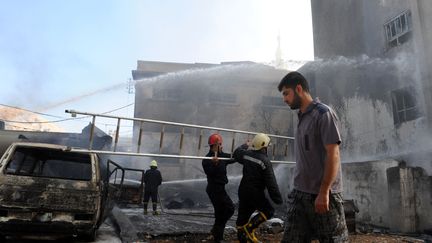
[208,133,223,145]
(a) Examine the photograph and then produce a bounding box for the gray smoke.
[126,63,292,178]
[298,52,432,175]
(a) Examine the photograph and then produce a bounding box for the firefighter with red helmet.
[202,133,236,242]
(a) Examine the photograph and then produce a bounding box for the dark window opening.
[209,93,237,104]
[6,147,92,181]
[153,88,183,101]
[262,96,285,107]
[391,87,422,125]
[384,10,412,48]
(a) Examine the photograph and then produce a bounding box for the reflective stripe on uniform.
[244,155,266,170]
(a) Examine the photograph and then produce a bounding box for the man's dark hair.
[277,71,310,92]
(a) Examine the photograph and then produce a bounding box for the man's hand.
[315,191,330,214]
[316,143,340,214]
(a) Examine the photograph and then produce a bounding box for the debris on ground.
[147,232,432,243]
[113,208,432,243]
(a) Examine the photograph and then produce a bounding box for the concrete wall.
[342,160,399,228]
[417,0,432,129]
[311,0,421,58]
[344,160,432,232]
[413,165,432,232]
[387,164,432,232]
[133,63,291,135]
[306,1,432,169]
[311,0,365,58]
[132,63,295,180]
[298,54,432,170]
[276,160,432,233]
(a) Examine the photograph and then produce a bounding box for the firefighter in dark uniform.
[233,133,283,243]
[202,133,235,242]
[143,160,162,215]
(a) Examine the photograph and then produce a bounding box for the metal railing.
[65,109,295,164]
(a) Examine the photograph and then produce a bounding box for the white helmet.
[251,133,270,150]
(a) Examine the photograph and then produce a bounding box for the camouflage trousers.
[281,189,349,243]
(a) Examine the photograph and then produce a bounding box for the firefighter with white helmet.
[143,160,162,215]
[202,133,236,242]
[251,133,271,151]
[150,160,157,167]
[233,133,282,243]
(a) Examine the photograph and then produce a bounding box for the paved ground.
[114,206,229,242]
[112,206,432,243]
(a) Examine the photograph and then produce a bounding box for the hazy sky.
[0,0,313,132]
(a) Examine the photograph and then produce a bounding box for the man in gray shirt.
[278,71,348,242]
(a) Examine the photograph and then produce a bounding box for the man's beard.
[289,91,301,110]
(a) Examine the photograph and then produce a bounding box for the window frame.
[261,96,285,108]
[5,147,93,181]
[391,87,421,125]
[384,10,412,47]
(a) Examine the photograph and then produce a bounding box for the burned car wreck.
[0,142,122,240]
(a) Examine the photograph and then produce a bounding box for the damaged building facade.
[131,61,292,180]
[292,0,432,233]
[129,0,432,233]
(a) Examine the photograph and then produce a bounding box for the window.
[391,87,421,125]
[6,147,92,181]
[262,96,285,107]
[384,10,412,48]
[153,88,182,101]
[209,93,237,104]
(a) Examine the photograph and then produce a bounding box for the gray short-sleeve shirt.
[294,101,343,194]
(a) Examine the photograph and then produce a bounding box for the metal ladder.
[65,109,295,164]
